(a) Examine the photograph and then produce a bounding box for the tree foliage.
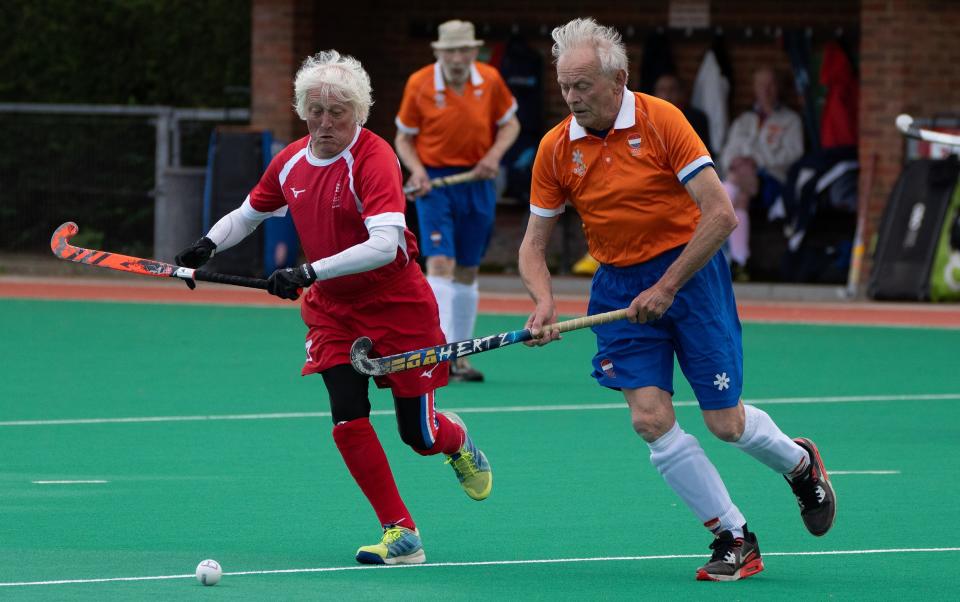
[0,0,250,107]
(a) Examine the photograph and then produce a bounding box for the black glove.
[175,236,217,268]
[267,263,317,300]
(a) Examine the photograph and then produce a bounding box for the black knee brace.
[393,395,431,451]
[321,364,371,424]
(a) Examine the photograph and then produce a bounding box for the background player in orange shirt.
[395,20,520,382]
[518,18,835,582]
[175,50,492,566]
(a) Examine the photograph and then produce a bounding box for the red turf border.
[1,277,958,328]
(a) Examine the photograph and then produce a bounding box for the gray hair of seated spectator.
[551,18,628,78]
[293,50,373,125]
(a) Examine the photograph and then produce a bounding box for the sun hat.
[431,20,484,49]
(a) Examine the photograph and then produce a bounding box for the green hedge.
[0,0,250,253]
[0,0,250,107]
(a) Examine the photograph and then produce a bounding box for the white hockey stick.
[896,114,960,147]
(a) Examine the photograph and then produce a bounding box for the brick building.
[249,0,960,290]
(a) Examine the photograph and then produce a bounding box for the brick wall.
[251,0,315,142]
[858,0,960,290]
[252,0,857,140]
[250,0,960,286]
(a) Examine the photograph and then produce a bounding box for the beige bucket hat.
[431,20,484,49]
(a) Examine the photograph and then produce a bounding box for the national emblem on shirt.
[331,178,343,209]
[572,148,587,177]
[627,134,643,156]
[434,92,446,109]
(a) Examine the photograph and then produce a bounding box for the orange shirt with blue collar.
[395,61,517,168]
[530,89,713,267]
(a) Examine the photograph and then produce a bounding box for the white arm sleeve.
[206,196,278,253]
[310,223,404,281]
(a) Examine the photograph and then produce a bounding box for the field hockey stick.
[845,152,877,299]
[402,171,479,196]
[896,114,960,147]
[350,308,630,376]
[50,221,269,290]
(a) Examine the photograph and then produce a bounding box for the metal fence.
[0,103,249,256]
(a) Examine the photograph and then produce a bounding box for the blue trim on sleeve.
[677,157,713,184]
[679,162,713,185]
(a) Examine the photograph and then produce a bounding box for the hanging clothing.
[638,31,676,94]
[783,30,821,153]
[819,41,858,148]
[684,105,713,155]
[497,35,544,202]
[691,50,729,158]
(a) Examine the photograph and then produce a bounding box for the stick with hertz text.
[350,308,630,376]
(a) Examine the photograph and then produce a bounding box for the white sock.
[729,208,750,265]
[450,280,479,342]
[427,275,454,342]
[648,422,745,536]
[732,404,810,476]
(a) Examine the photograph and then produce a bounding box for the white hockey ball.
[196,559,222,586]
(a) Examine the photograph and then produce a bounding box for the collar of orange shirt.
[433,62,483,92]
[569,87,636,141]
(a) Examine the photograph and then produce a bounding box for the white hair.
[551,18,629,77]
[293,50,373,125]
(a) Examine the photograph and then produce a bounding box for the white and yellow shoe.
[355,525,425,565]
[441,411,492,501]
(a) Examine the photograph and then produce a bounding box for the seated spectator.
[654,73,713,154]
[721,66,804,280]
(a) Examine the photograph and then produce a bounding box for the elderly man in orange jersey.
[395,19,520,382]
[519,18,835,582]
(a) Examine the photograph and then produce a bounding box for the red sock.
[414,411,465,456]
[332,418,415,531]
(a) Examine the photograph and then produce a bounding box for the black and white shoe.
[786,437,837,537]
[696,526,764,582]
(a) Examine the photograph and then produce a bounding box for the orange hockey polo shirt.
[395,62,517,168]
[530,90,714,267]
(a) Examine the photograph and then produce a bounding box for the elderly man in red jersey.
[175,50,492,566]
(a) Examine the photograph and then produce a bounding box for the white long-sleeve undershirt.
[309,223,403,280]
[204,197,404,280]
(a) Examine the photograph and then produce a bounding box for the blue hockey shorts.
[587,246,743,410]
[416,167,496,267]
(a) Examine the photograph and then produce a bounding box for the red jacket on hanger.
[819,41,858,148]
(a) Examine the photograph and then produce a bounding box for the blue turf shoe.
[441,411,493,501]
[355,525,425,565]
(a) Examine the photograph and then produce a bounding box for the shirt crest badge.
[434,92,446,109]
[627,134,643,156]
[572,149,587,177]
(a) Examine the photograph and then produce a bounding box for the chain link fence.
[0,103,248,257]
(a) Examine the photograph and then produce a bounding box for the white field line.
[737,318,960,330]
[32,480,108,484]
[0,393,958,428]
[830,470,900,475]
[1,547,958,587]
